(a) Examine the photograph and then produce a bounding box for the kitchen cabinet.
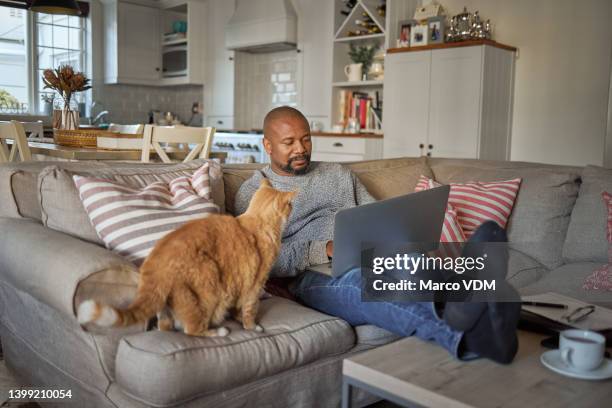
[383,42,516,160]
[311,135,383,162]
[102,0,206,86]
[204,0,235,126]
[294,0,333,126]
[103,0,161,85]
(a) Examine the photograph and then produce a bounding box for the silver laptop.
[307,185,450,278]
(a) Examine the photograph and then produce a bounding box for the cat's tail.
[77,282,168,327]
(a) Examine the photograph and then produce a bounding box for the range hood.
[226,0,297,53]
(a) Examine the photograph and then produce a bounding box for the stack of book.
[337,90,382,132]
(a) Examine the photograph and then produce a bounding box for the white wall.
[440,0,612,166]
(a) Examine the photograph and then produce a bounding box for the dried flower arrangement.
[42,65,91,129]
[42,65,91,108]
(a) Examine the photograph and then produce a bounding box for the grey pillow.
[562,166,612,263]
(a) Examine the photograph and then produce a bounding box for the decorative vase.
[53,98,79,130]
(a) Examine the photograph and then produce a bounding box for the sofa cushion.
[563,166,612,263]
[222,163,266,215]
[519,262,612,307]
[428,158,581,269]
[39,159,225,245]
[344,156,433,200]
[114,296,355,406]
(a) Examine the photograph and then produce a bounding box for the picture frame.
[428,16,446,44]
[397,19,412,48]
[410,22,429,47]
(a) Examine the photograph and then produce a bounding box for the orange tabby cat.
[78,178,295,337]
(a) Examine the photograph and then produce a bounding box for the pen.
[522,301,568,309]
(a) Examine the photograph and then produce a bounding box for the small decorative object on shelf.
[42,65,91,130]
[348,43,377,80]
[376,0,386,18]
[340,0,357,16]
[410,22,429,47]
[397,20,412,47]
[446,7,492,42]
[427,16,446,44]
[414,2,443,20]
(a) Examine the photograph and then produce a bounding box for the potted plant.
[347,43,377,81]
[42,65,91,130]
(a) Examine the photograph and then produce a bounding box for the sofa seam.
[120,317,352,357]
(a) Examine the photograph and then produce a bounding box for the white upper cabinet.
[294,0,333,120]
[204,0,235,122]
[103,0,206,86]
[104,0,161,85]
[383,43,516,160]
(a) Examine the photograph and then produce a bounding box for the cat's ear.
[260,178,271,188]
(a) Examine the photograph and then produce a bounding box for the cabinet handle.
[419,143,424,149]
[333,142,343,147]
[217,120,224,125]
[229,57,234,61]
[428,144,433,150]
[427,152,432,157]
[155,67,160,72]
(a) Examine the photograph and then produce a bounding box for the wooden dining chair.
[141,125,216,163]
[21,121,44,139]
[108,123,144,134]
[0,121,33,163]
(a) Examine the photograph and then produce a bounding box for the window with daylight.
[0,6,28,113]
[0,5,88,115]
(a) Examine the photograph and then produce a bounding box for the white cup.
[344,63,363,82]
[559,329,605,371]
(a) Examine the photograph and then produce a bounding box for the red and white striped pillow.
[415,175,521,238]
[583,191,612,291]
[73,164,219,265]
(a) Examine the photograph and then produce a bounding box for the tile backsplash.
[234,50,299,129]
[91,83,203,126]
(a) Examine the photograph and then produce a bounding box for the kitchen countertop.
[216,129,383,138]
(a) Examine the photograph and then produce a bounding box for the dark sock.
[462,299,521,364]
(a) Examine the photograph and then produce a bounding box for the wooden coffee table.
[343,331,612,408]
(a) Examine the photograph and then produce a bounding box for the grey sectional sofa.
[0,157,610,407]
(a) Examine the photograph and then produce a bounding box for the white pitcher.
[344,63,363,82]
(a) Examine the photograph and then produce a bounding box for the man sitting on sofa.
[235,106,521,364]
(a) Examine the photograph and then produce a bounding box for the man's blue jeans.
[290,221,508,358]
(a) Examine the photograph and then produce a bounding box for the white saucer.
[540,350,612,380]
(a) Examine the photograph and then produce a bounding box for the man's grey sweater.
[235,162,375,277]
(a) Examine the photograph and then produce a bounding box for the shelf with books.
[330,0,418,135]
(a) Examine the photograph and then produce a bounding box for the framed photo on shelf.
[428,16,445,44]
[397,20,411,48]
[410,22,429,47]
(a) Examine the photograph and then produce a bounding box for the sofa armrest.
[0,218,139,320]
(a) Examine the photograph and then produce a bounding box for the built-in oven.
[162,45,188,78]
[211,132,269,164]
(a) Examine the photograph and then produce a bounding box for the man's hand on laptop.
[326,240,333,259]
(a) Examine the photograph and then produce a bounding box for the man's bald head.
[263,106,309,141]
[262,106,312,176]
